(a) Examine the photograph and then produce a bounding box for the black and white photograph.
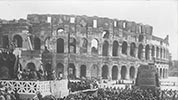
[0,0,177,100]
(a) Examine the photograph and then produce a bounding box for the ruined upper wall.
[27,14,153,35]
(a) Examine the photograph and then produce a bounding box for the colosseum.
[0,14,170,81]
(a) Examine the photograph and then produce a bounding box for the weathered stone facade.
[0,14,170,81]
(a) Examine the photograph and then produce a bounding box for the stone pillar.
[118,42,122,55]
[153,47,156,58]
[63,61,68,79]
[86,64,91,78]
[98,43,102,56]
[142,45,145,60]
[135,46,138,58]
[127,43,130,56]
[109,42,112,56]
[118,65,121,80]
[149,46,152,60]
[125,66,130,80]
[98,64,102,80]
[108,65,112,80]
[52,53,57,71]
[75,63,80,78]
[134,67,138,79]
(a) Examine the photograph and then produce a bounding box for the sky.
[0,0,177,60]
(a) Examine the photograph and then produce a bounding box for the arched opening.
[145,45,150,60]
[138,35,144,42]
[160,48,163,59]
[91,64,99,78]
[68,63,76,79]
[102,30,109,38]
[112,66,118,80]
[163,69,165,78]
[56,28,64,35]
[34,37,41,50]
[160,68,162,78]
[69,37,76,53]
[163,48,166,58]
[13,35,23,47]
[138,44,143,59]
[130,42,136,57]
[156,47,159,58]
[56,63,64,79]
[102,65,108,79]
[2,35,9,48]
[27,62,36,71]
[112,41,119,56]
[129,66,135,79]
[102,40,109,56]
[122,41,127,55]
[81,38,88,53]
[91,39,99,54]
[80,65,86,78]
[152,45,155,58]
[121,66,127,80]
[57,38,64,53]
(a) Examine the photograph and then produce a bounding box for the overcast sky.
[0,0,177,60]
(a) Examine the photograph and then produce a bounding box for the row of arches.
[102,65,136,80]
[25,62,136,80]
[56,37,169,60]
[157,68,168,79]
[3,34,41,50]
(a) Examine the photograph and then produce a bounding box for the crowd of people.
[0,50,16,80]
[0,83,20,100]
[68,80,98,93]
[62,87,178,100]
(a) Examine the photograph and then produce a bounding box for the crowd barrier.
[0,80,69,99]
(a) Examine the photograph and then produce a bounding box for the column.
[63,61,68,79]
[125,66,130,80]
[135,46,138,58]
[75,63,80,78]
[118,42,122,55]
[109,42,112,56]
[118,65,121,80]
[142,45,145,60]
[149,46,152,60]
[108,65,112,80]
[127,43,130,56]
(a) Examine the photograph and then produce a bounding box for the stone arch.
[129,66,135,79]
[26,62,36,71]
[122,41,127,55]
[13,34,23,47]
[112,66,118,80]
[145,44,150,60]
[130,42,136,57]
[56,28,64,35]
[56,63,64,79]
[34,37,41,50]
[57,38,64,53]
[81,38,88,53]
[102,40,109,56]
[69,37,76,53]
[102,30,109,38]
[138,44,143,59]
[152,45,155,58]
[80,65,86,78]
[91,64,99,78]
[68,63,76,79]
[91,39,99,54]
[121,66,127,80]
[102,65,108,79]
[156,46,159,58]
[112,41,119,56]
